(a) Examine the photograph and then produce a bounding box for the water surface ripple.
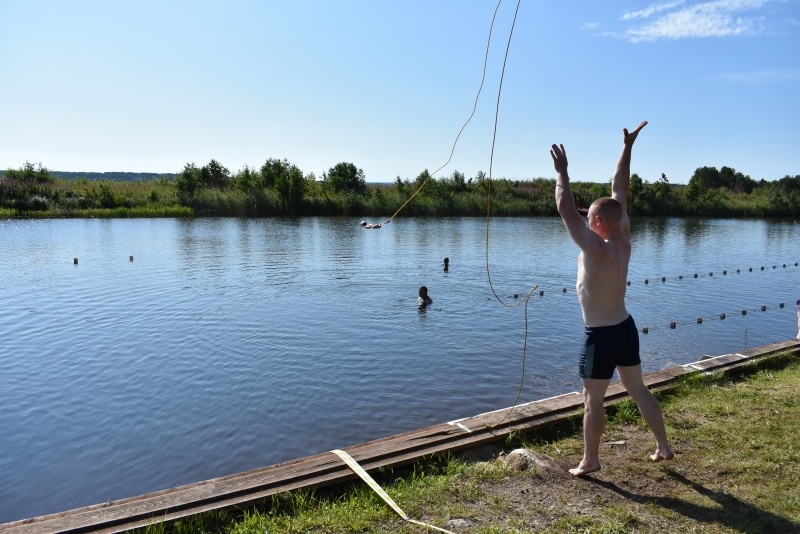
[0,217,798,522]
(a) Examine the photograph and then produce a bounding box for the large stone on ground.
[501,448,566,477]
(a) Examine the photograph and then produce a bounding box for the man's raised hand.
[623,121,647,147]
[550,143,569,175]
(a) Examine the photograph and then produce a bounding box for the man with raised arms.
[550,121,673,476]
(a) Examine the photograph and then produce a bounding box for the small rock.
[503,451,531,471]
[501,448,566,476]
[447,518,472,528]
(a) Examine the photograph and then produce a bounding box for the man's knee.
[582,379,610,406]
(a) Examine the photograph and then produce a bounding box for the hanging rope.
[357,0,534,426]
[368,0,505,227]
[476,0,538,429]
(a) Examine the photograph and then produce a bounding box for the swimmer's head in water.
[360,221,367,227]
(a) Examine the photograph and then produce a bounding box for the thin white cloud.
[582,22,600,30]
[709,67,800,83]
[620,0,776,42]
[622,0,688,21]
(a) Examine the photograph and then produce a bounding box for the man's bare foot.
[650,449,674,462]
[569,462,601,476]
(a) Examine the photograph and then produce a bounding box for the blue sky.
[1,0,798,184]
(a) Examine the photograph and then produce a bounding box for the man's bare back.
[576,235,630,327]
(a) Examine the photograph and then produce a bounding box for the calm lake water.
[1,216,798,522]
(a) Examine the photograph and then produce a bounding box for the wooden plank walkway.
[3,339,798,534]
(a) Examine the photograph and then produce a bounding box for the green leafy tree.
[98,181,117,208]
[685,178,704,203]
[204,159,230,188]
[448,170,467,192]
[394,176,406,195]
[722,167,755,193]
[176,163,201,204]
[233,165,260,194]
[275,164,305,213]
[414,169,431,188]
[630,173,644,200]
[690,166,720,190]
[261,158,295,189]
[323,162,366,194]
[652,173,671,201]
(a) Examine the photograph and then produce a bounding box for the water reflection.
[680,217,711,244]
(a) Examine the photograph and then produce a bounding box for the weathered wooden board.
[3,338,798,534]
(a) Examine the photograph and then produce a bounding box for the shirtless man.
[551,121,673,476]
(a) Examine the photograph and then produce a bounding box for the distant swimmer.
[418,286,432,306]
[360,220,382,229]
[443,257,449,272]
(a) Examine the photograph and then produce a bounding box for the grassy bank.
[3,161,800,219]
[138,352,799,534]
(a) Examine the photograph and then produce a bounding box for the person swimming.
[418,286,432,306]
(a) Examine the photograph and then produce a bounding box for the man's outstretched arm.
[552,143,604,254]
[552,144,584,226]
[611,120,647,211]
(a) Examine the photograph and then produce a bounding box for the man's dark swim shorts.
[579,315,641,379]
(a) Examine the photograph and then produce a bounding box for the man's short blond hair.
[591,197,623,224]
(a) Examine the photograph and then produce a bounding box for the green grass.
[132,352,800,533]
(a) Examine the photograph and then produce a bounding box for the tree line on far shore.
[1,159,799,219]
